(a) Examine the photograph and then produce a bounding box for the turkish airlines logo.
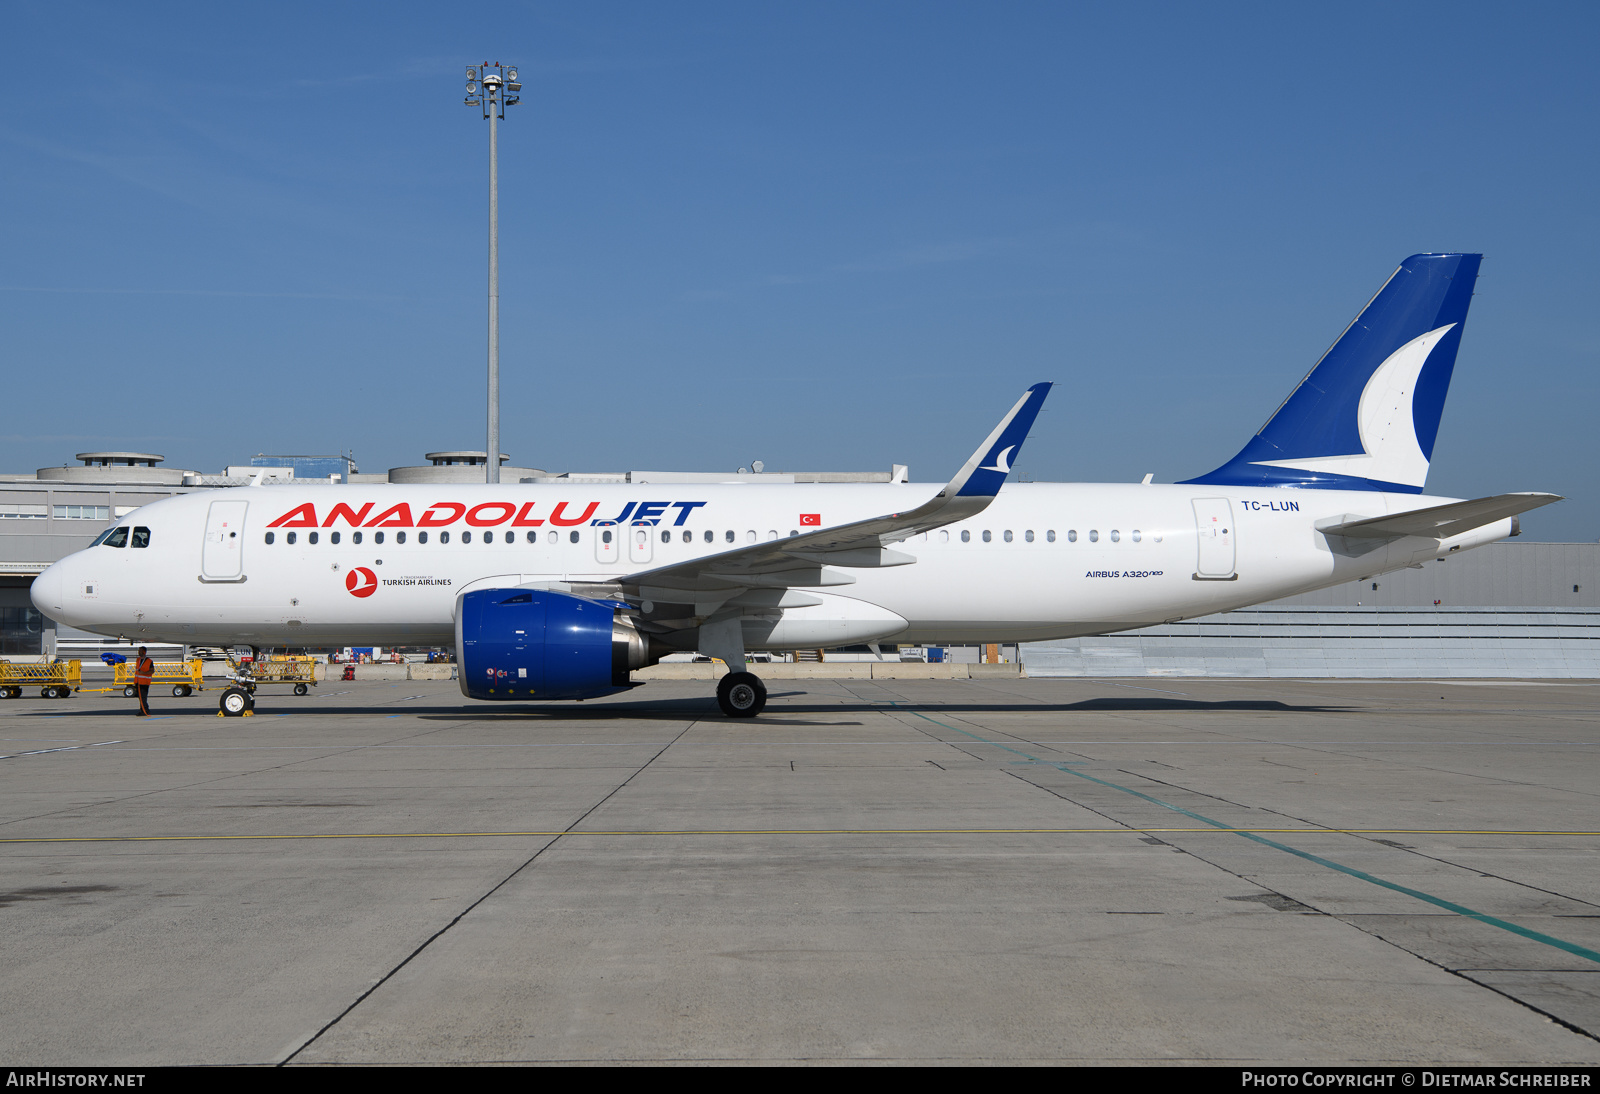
[346,567,378,598]
[800,513,821,526]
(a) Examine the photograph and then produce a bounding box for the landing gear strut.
[717,671,767,718]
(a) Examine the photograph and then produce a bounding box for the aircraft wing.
[614,383,1051,603]
[1319,492,1562,540]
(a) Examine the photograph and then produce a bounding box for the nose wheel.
[716,671,767,718]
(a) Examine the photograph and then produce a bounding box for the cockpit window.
[102,527,129,548]
[131,527,151,549]
[90,527,119,547]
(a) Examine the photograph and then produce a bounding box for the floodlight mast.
[464,62,521,484]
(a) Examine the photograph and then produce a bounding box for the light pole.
[465,62,521,484]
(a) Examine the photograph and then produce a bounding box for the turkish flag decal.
[800,513,821,526]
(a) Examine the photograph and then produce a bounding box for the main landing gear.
[716,672,767,718]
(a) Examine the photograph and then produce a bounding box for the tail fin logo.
[979,445,1016,474]
[1252,323,1454,489]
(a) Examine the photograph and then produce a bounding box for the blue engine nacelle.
[455,588,653,701]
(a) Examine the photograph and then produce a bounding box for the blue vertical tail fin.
[1182,253,1482,493]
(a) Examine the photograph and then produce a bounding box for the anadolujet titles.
[32,254,1558,716]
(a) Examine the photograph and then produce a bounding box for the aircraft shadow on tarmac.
[25,694,1350,723]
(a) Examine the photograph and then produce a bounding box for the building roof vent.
[76,452,163,468]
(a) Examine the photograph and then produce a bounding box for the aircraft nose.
[31,561,65,618]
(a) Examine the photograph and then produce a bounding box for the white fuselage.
[30,482,1510,650]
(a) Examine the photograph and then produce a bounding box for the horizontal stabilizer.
[1318,492,1562,540]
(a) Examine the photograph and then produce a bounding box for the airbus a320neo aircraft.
[31,254,1558,717]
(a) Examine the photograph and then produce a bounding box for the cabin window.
[264,532,275,545]
[331,531,341,545]
[1132,530,1141,542]
[961,530,970,542]
[1088,530,1098,543]
[1067,529,1077,542]
[569,531,580,544]
[1109,529,1120,543]
[683,530,692,543]
[547,531,557,544]
[396,531,406,544]
[441,531,451,544]
[308,531,319,545]
[661,530,671,544]
[1025,530,1034,542]
[746,530,756,543]
[462,531,473,544]
[353,531,363,545]
[703,530,713,543]
[1003,530,1013,543]
[939,530,949,543]
[417,531,427,544]
[725,530,735,543]
[286,532,297,545]
[374,531,384,545]
[526,530,537,544]
[1047,530,1056,542]
[982,530,992,543]
[601,530,612,545]
[504,531,514,544]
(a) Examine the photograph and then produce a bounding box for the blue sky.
[3,2,1597,539]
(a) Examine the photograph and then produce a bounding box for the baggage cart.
[81,658,206,698]
[0,659,82,699]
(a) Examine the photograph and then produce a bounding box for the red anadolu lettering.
[322,502,374,527]
[548,501,600,526]
[418,502,465,528]
[267,503,318,528]
[365,503,414,528]
[466,502,516,527]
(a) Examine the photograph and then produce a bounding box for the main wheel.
[123,685,137,698]
[219,688,250,716]
[716,671,767,718]
[293,683,308,696]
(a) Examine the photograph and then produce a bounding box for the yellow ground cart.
[242,654,318,696]
[212,653,319,716]
[78,659,206,699]
[0,659,83,699]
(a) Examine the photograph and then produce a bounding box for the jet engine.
[456,588,655,701]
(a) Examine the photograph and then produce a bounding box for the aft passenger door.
[1191,498,1236,580]
[202,500,248,580]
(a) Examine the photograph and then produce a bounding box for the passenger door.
[202,501,248,580]
[1191,498,1236,580]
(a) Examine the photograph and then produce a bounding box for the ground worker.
[134,646,153,716]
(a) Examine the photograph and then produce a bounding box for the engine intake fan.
[456,588,655,701]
